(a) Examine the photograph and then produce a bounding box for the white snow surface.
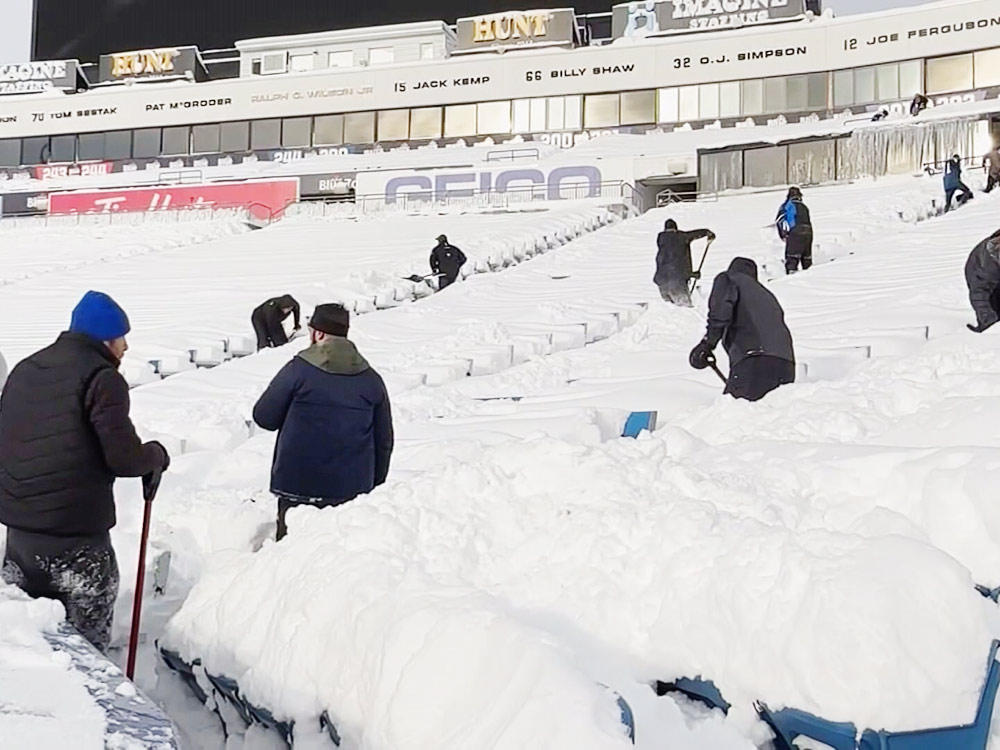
[4,168,1000,748]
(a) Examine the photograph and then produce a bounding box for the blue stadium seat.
[657,677,731,714]
[622,411,658,438]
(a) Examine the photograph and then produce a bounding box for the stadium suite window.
[133,128,161,158]
[477,100,512,134]
[786,75,808,111]
[741,79,763,116]
[344,112,375,143]
[377,109,410,141]
[697,84,719,120]
[584,94,619,128]
[282,117,312,147]
[314,114,344,145]
[105,131,132,160]
[328,50,353,68]
[974,48,1000,88]
[854,67,876,104]
[657,88,679,123]
[444,104,477,137]
[50,135,75,162]
[876,64,899,101]
[763,77,786,113]
[0,139,19,167]
[409,107,442,139]
[21,136,48,165]
[369,47,394,65]
[678,86,698,121]
[220,121,249,152]
[720,81,740,118]
[77,132,104,161]
[289,53,315,72]
[162,126,190,156]
[744,145,787,188]
[833,69,853,107]
[192,124,221,154]
[926,53,973,95]
[250,119,281,150]
[620,90,655,125]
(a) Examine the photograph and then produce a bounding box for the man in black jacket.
[654,219,715,306]
[965,229,1000,333]
[689,257,795,402]
[253,303,393,540]
[251,294,301,350]
[776,187,813,274]
[0,291,169,652]
[429,235,467,290]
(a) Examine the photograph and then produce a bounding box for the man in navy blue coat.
[253,303,394,540]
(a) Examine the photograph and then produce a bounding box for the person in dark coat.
[982,145,1000,194]
[689,257,796,402]
[429,235,467,290]
[251,294,301,350]
[253,303,394,540]
[909,93,929,117]
[776,187,813,274]
[944,154,974,212]
[654,219,715,307]
[965,229,1000,333]
[0,291,169,652]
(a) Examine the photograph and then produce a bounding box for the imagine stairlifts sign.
[612,0,807,37]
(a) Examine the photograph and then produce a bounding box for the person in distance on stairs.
[653,219,715,307]
[983,143,1000,194]
[776,187,813,275]
[251,294,300,350]
[944,154,974,212]
[965,229,1000,333]
[0,291,170,653]
[689,258,796,402]
[253,303,394,541]
[429,234,467,290]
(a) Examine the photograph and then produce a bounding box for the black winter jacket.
[965,230,1000,329]
[429,243,467,279]
[654,227,712,286]
[705,258,795,367]
[0,333,165,536]
[253,336,394,501]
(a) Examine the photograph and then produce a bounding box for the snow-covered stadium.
[3,0,1000,748]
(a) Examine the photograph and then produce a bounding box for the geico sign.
[111,48,180,77]
[671,0,789,18]
[385,167,602,203]
[473,12,551,42]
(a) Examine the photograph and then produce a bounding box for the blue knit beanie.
[70,291,130,341]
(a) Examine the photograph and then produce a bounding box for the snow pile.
[0,582,105,748]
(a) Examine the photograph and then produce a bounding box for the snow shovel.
[706,353,728,386]
[403,273,444,283]
[126,466,162,680]
[688,236,715,295]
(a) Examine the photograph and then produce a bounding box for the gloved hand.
[148,440,170,471]
[707,231,716,242]
[142,468,163,502]
[690,271,701,281]
[968,318,997,333]
[968,323,984,333]
[689,339,714,370]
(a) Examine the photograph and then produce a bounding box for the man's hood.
[297,337,370,375]
[728,257,759,280]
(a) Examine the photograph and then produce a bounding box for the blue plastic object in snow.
[975,584,1000,603]
[622,411,658,438]
[657,677,731,714]
[617,694,636,743]
[757,640,1000,750]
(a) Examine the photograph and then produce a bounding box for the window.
[786,75,808,111]
[420,43,435,60]
[105,131,132,159]
[250,119,281,150]
[564,96,582,129]
[0,139,19,167]
[620,90,655,125]
[833,69,854,107]
[260,52,287,75]
[854,66,876,104]
[698,83,720,120]
[290,53,314,72]
[720,81,741,118]
[658,87,680,123]
[50,135,75,162]
[807,73,828,109]
[220,121,249,152]
[192,124,221,153]
[763,77,786,113]
[328,50,353,68]
[700,151,743,192]
[443,104,477,137]
[744,145,788,187]
[369,47,394,65]
[161,126,190,155]
[789,140,836,185]
[547,97,565,130]
[282,117,311,147]
[410,107,442,139]
[77,132,104,160]
[377,109,409,141]
[133,128,161,158]
[899,60,922,98]
[21,136,49,164]
[741,79,763,115]
[512,99,530,132]
[678,86,699,121]
[529,98,546,131]
[583,93,619,128]
[926,53,973,94]
[477,101,511,134]
[344,112,375,143]
[974,49,1000,88]
[313,115,344,145]
[876,64,899,101]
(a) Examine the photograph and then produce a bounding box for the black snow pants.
[276,495,353,541]
[251,308,288,350]
[658,279,693,307]
[437,271,459,290]
[784,229,813,274]
[946,183,974,211]
[725,355,796,402]
[2,528,119,653]
[986,174,999,194]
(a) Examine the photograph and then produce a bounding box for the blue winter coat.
[944,159,963,190]
[253,337,393,502]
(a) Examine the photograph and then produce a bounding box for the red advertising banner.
[34,162,113,180]
[48,178,299,220]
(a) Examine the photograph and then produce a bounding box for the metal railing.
[485,148,541,163]
[922,156,985,176]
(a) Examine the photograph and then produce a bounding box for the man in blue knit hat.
[0,291,170,652]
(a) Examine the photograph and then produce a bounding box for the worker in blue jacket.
[253,303,394,540]
[944,154,974,212]
[776,186,813,275]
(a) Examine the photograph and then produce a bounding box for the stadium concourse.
[3,156,1000,747]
